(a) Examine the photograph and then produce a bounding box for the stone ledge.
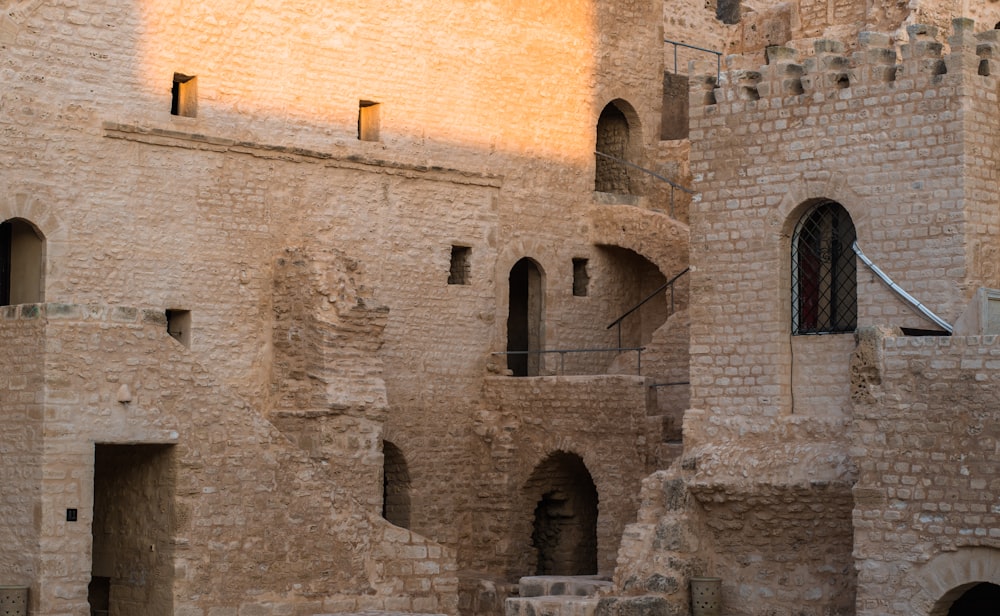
[103,122,504,188]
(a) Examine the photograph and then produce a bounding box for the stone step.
[505,595,599,616]
[517,575,613,598]
[314,612,447,616]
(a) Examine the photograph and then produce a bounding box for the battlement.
[691,18,1000,109]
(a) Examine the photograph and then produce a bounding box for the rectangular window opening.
[358,100,381,141]
[572,258,589,297]
[171,73,197,117]
[166,309,191,348]
[448,246,471,285]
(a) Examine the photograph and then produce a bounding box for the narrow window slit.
[448,246,471,285]
[171,73,197,117]
[572,258,589,297]
[359,100,381,141]
[166,309,191,348]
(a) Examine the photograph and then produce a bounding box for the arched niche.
[595,99,642,195]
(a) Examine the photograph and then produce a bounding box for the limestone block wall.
[6,304,457,616]
[961,29,1000,292]
[0,306,45,592]
[851,330,1000,615]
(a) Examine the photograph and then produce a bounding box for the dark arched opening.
[525,451,598,576]
[595,102,634,194]
[507,258,544,377]
[0,218,45,306]
[382,441,411,529]
[947,582,1000,615]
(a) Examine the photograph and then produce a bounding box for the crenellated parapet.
[690,18,1000,112]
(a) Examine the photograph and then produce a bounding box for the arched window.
[791,201,856,334]
[0,218,45,306]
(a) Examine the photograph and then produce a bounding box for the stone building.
[3,0,1000,616]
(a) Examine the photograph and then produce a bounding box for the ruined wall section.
[471,376,652,579]
[25,304,457,616]
[0,306,45,596]
[850,330,1000,615]
[268,246,392,512]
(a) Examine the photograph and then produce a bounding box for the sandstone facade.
[3,1,1000,616]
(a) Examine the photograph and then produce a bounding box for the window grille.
[791,201,857,334]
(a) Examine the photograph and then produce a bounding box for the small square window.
[359,101,381,141]
[171,73,197,117]
[572,258,589,297]
[448,246,471,285]
[166,309,191,348]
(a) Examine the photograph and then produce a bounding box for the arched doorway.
[524,451,598,576]
[0,218,45,306]
[382,441,411,529]
[507,258,544,377]
[946,582,1000,615]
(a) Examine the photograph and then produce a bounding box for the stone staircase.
[505,575,612,616]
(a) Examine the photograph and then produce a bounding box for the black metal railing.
[493,347,645,376]
[606,267,690,348]
[665,38,722,82]
[593,151,695,217]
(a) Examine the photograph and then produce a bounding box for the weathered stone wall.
[0,306,45,600]
[851,330,1000,615]
[616,16,1000,616]
[472,376,653,579]
[962,29,1000,292]
[13,304,456,616]
[0,2,681,614]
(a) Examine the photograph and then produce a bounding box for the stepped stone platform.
[506,576,613,616]
[316,612,447,616]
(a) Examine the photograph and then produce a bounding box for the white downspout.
[851,241,953,334]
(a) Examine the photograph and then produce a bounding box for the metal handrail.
[594,151,695,217]
[493,347,645,376]
[606,267,690,347]
[665,38,722,83]
[650,381,690,389]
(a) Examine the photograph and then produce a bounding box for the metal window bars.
[791,201,857,334]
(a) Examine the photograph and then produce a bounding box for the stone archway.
[524,451,598,576]
[906,547,1000,614]
[944,582,1000,614]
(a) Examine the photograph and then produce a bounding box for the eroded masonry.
[3,0,1000,615]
